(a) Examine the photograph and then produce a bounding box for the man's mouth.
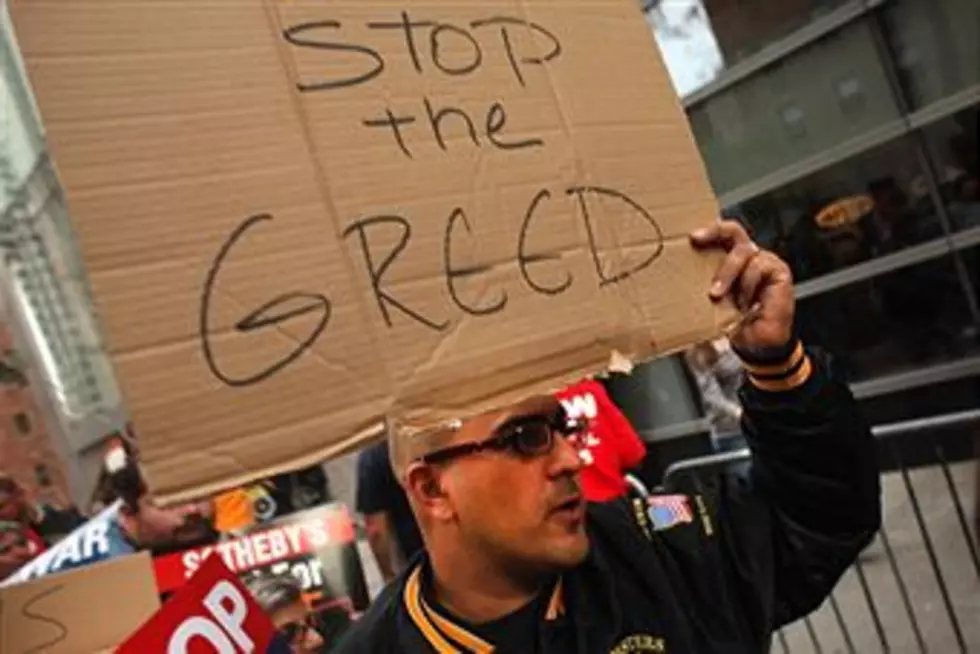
[551,495,585,518]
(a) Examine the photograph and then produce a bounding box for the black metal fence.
[660,409,980,654]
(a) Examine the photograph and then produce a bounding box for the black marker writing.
[430,23,483,76]
[486,101,543,150]
[342,215,449,332]
[470,17,562,86]
[200,214,332,387]
[518,189,572,295]
[366,12,434,74]
[444,208,508,315]
[285,14,563,91]
[567,186,666,286]
[424,98,480,151]
[363,109,417,159]
[20,585,69,654]
[284,21,385,92]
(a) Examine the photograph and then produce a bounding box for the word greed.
[200,185,666,387]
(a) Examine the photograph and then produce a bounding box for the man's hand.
[691,220,794,354]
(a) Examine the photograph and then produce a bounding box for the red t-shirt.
[555,379,647,502]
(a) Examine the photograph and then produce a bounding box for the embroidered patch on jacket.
[647,495,694,531]
[610,633,667,653]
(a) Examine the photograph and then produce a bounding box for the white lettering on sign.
[49,536,83,571]
[82,520,110,559]
[181,520,329,579]
[560,393,598,421]
[560,393,601,466]
[168,617,234,654]
[167,581,254,654]
[271,558,324,592]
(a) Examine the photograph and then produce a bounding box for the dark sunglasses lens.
[513,420,553,455]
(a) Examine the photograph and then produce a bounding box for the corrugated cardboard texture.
[10,0,731,502]
[0,553,159,654]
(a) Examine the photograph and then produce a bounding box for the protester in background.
[0,472,84,548]
[334,220,880,653]
[0,519,39,581]
[265,466,334,520]
[105,435,251,543]
[107,452,220,557]
[553,378,647,502]
[356,442,423,584]
[685,337,747,453]
[247,575,328,654]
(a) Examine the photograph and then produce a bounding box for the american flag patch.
[647,495,694,531]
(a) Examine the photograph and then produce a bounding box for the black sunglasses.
[418,407,586,465]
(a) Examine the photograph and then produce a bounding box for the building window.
[920,107,980,234]
[34,464,52,487]
[688,21,901,196]
[738,136,935,283]
[780,104,807,139]
[884,0,980,110]
[835,75,866,115]
[797,255,980,382]
[13,412,31,436]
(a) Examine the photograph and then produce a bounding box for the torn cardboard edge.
[0,553,159,654]
[152,301,737,506]
[11,0,734,507]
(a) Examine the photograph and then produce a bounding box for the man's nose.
[548,434,584,476]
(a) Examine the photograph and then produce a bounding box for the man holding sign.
[335,221,880,653]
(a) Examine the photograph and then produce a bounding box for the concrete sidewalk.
[778,461,979,654]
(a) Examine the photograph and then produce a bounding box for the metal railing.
[659,408,980,654]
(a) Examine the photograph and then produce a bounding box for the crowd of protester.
[0,336,754,653]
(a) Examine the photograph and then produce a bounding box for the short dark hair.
[246,575,303,614]
[106,461,147,511]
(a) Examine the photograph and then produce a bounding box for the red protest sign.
[117,554,278,654]
[151,504,363,613]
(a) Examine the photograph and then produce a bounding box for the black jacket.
[334,349,881,653]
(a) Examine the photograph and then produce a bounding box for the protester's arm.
[355,447,399,583]
[687,221,880,628]
[726,344,880,627]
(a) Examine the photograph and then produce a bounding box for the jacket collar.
[401,562,566,652]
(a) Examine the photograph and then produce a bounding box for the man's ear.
[403,463,454,521]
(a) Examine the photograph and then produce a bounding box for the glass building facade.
[619,0,979,450]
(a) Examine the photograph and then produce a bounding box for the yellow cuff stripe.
[749,355,813,392]
[740,341,805,377]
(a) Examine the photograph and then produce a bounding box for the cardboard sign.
[9,0,729,502]
[1,503,127,587]
[116,555,284,654]
[0,554,159,654]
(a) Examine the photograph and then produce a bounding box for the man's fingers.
[710,242,760,300]
[690,219,752,249]
[735,254,767,309]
